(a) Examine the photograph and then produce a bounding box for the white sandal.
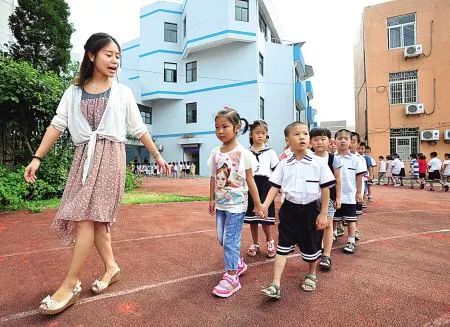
[91,265,121,294]
[39,281,82,315]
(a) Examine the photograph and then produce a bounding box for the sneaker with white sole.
[336,225,345,237]
[343,242,356,254]
[212,274,241,298]
[237,257,247,277]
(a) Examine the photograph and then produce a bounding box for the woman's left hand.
[155,156,170,174]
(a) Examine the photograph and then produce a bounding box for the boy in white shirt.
[428,152,443,191]
[442,153,450,192]
[391,153,403,187]
[260,123,335,298]
[334,130,366,253]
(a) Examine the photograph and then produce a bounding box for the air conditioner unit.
[404,44,423,58]
[420,130,440,141]
[405,103,424,115]
[444,129,450,141]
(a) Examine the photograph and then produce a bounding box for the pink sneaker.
[266,240,276,258]
[212,274,241,298]
[237,258,247,277]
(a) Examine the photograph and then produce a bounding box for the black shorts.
[428,171,441,180]
[276,200,322,262]
[356,202,363,216]
[333,203,357,222]
[245,176,275,225]
[400,168,406,177]
[419,173,426,179]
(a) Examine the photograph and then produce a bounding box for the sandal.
[247,243,260,257]
[301,274,317,292]
[91,264,121,294]
[319,256,332,271]
[261,283,281,299]
[266,240,276,258]
[39,281,81,315]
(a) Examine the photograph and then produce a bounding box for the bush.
[125,166,142,192]
[0,165,28,209]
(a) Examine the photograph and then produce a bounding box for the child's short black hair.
[366,146,371,151]
[284,122,306,137]
[359,142,366,148]
[445,153,450,158]
[335,129,352,138]
[410,153,417,159]
[351,132,361,143]
[379,156,384,159]
[430,151,438,158]
[310,127,331,139]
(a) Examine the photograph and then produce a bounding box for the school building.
[354,0,450,162]
[120,0,317,176]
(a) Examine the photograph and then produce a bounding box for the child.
[391,153,403,187]
[377,156,387,185]
[310,128,342,271]
[329,137,338,155]
[409,154,420,189]
[350,133,366,240]
[333,129,366,254]
[190,161,196,178]
[428,152,442,191]
[260,123,335,298]
[24,33,169,315]
[244,120,279,258]
[208,107,265,298]
[386,155,394,186]
[364,146,377,201]
[418,153,427,188]
[442,153,450,192]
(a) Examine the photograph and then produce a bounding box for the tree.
[0,55,66,162]
[7,0,74,74]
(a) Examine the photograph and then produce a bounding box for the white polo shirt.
[269,153,336,205]
[428,157,442,172]
[336,152,366,204]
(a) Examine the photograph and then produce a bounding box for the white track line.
[1,229,449,323]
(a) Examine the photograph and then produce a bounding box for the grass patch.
[0,192,208,213]
[122,192,209,205]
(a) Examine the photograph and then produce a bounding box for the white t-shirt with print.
[208,144,253,213]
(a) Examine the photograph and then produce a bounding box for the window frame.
[183,16,187,38]
[186,61,197,83]
[259,52,264,76]
[186,102,197,124]
[387,13,416,49]
[259,97,265,120]
[164,62,177,83]
[235,0,249,22]
[389,70,418,104]
[164,22,177,43]
[138,105,152,125]
[389,128,419,160]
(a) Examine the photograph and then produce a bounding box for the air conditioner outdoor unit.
[405,103,424,115]
[404,44,422,58]
[420,130,439,141]
[444,129,450,141]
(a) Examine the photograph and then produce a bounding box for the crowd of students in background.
[376,152,449,192]
[129,157,197,178]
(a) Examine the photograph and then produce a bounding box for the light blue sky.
[67,0,392,126]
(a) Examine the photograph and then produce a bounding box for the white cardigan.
[51,81,148,184]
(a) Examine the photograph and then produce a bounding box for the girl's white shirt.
[51,81,148,184]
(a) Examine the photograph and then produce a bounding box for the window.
[259,13,267,38]
[387,13,416,49]
[186,102,197,124]
[235,0,249,22]
[259,53,264,76]
[390,128,419,160]
[183,16,186,38]
[164,62,177,82]
[164,22,177,43]
[138,105,152,125]
[389,70,417,104]
[259,97,264,119]
[186,61,197,83]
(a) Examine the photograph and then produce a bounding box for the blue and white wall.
[121,0,315,176]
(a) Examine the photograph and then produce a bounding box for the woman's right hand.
[208,200,216,216]
[24,159,41,184]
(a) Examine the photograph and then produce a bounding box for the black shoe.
[444,185,449,192]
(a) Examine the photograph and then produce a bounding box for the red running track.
[0,178,449,327]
